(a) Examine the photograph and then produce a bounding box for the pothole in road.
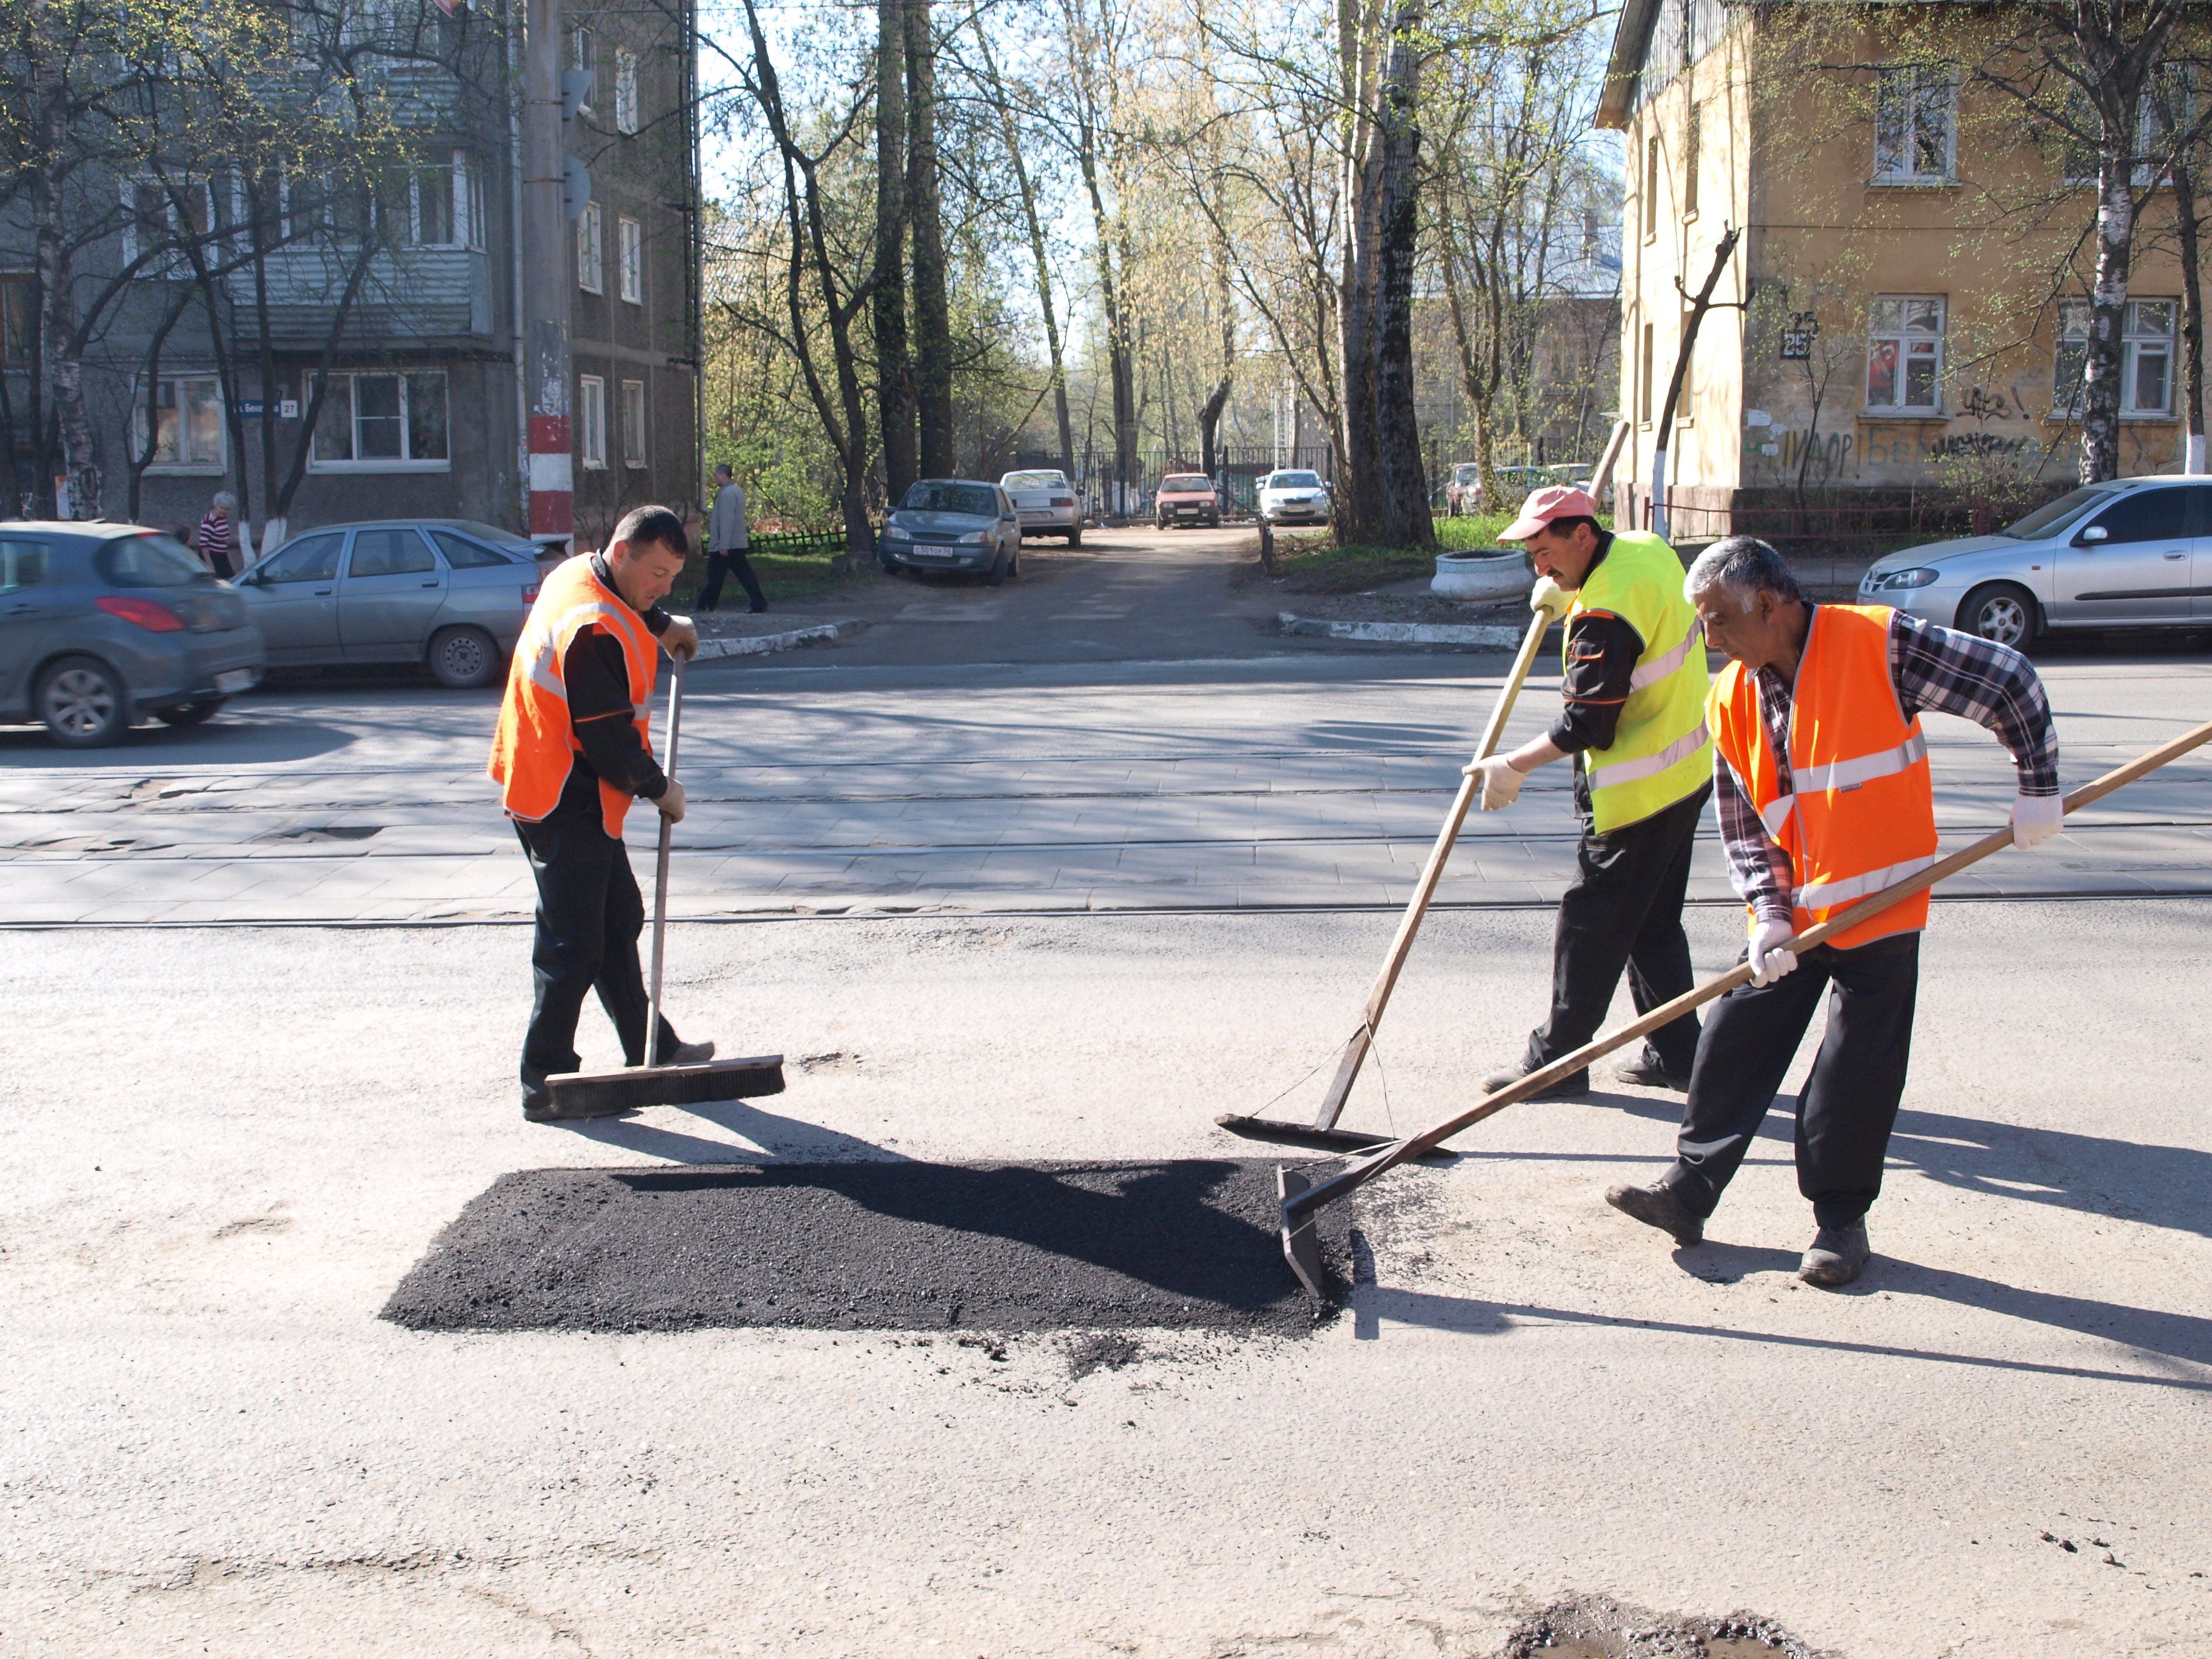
[381,1159,1352,1337]
[1502,1596,1829,1658]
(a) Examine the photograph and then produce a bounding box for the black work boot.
[1799,1220,1871,1287]
[1614,1046,1692,1091]
[1604,1181,1706,1246]
[1480,1062,1590,1101]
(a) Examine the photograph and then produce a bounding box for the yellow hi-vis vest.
[1567,529,1713,832]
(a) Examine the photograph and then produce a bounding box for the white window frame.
[135,374,227,472]
[621,378,646,468]
[578,374,608,469]
[306,369,454,472]
[618,215,642,303]
[615,47,639,133]
[577,200,604,294]
[1873,65,1957,186]
[1866,295,1947,415]
[2063,90,2165,188]
[458,152,484,249]
[2053,299,2176,417]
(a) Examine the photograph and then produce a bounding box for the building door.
[339,528,449,661]
[2053,485,2196,627]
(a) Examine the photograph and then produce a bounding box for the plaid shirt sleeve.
[1887,612,2060,795]
[1712,752,1796,924]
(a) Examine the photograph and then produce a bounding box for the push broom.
[1217,605,1554,1152]
[1272,714,2212,1299]
[542,653,786,1116]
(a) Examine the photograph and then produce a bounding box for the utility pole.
[521,0,574,547]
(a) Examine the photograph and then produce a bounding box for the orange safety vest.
[488,553,660,839]
[1709,603,1939,951]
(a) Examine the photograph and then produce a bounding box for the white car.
[998,469,1084,546]
[1258,469,1332,527]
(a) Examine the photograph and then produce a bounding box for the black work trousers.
[1660,931,1920,1230]
[1523,782,1710,1080]
[698,549,765,612]
[515,814,682,1101]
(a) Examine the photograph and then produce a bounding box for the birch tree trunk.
[2080,150,2135,483]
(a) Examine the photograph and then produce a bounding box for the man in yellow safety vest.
[1466,484,1715,1099]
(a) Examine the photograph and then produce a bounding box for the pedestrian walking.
[1604,536,2062,1286]
[1463,484,1716,1099]
[195,492,239,578]
[699,463,766,614]
[488,504,712,1121]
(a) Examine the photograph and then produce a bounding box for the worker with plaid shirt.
[1606,536,2062,1287]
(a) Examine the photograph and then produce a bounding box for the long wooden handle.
[644,654,688,1070]
[1286,714,2212,1224]
[1312,606,1553,1128]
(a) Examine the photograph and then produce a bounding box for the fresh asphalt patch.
[382,1159,1353,1336]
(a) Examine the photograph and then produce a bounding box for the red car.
[1154,473,1221,529]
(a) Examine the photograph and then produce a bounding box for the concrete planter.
[1431,548,1532,603]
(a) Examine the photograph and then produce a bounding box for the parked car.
[1155,473,1222,529]
[1444,462,1483,516]
[1257,469,1332,526]
[998,468,1084,545]
[876,480,1024,584]
[1860,476,2212,646]
[0,521,266,748]
[233,518,546,688]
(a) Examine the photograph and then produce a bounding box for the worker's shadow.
[558,1094,907,1165]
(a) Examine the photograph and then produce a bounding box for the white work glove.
[660,615,699,661]
[2010,789,2063,850]
[1463,755,1525,811]
[1747,917,1798,987]
[1529,575,1574,622]
[654,776,687,823]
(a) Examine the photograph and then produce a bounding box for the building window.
[1683,102,1701,216]
[1639,321,1655,423]
[1866,295,1945,414]
[618,216,642,303]
[577,201,603,294]
[122,178,215,272]
[1643,135,1660,242]
[135,376,226,470]
[622,380,646,467]
[578,374,607,469]
[1677,306,1697,420]
[309,370,451,469]
[2059,298,2179,417]
[458,153,484,249]
[571,25,594,84]
[614,47,638,133]
[1874,67,1957,185]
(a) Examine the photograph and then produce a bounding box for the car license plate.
[214,668,255,694]
[1019,511,1050,521]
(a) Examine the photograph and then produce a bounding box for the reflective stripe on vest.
[1708,603,1940,950]
[488,555,659,839]
[1568,529,1714,833]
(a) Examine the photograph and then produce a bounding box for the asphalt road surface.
[5,525,2211,1657]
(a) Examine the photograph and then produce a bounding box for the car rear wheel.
[427,625,501,689]
[37,655,129,748]
[153,699,226,728]
[1957,583,2039,649]
[1065,524,1083,548]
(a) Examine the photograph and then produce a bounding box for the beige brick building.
[1598,0,2195,540]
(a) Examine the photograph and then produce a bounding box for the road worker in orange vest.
[1604,536,2062,1286]
[489,504,705,1121]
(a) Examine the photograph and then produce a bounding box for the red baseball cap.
[1499,484,1600,541]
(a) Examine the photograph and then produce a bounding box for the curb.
[1278,612,1523,648]
[695,619,869,660]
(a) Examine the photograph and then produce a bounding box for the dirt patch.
[382,1160,1353,1336]
[1501,1595,1830,1658]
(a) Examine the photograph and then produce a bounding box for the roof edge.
[1595,0,1662,129]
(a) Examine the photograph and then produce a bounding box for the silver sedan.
[236,519,551,687]
[1860,477,2212,646]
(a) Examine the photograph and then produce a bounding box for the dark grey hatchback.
[0,522,266,748]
